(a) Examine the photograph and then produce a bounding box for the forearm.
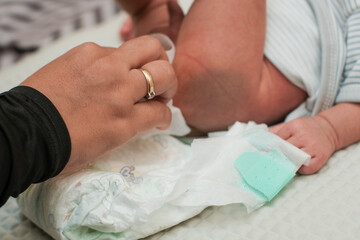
[316,103,360,151]
[0,86,70,206]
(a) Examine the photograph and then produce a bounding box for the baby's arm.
[270,103,360,174]
[117,0,184,42]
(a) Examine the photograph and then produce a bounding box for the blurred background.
[0,0,120,70]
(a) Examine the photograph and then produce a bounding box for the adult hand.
[120,0,184,43]
[270,116,338,174]
[20,35,177,173]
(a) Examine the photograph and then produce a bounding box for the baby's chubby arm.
[270,103,360,174]
[117,0,184,42]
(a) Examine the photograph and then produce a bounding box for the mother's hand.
[21,35,177,173]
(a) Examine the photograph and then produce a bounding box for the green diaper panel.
[234,152,295,201]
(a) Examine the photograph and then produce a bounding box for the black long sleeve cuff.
[0,86,71,206]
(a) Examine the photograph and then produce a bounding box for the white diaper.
[18,118,309,240]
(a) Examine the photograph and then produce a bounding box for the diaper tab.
[234,152,295,202]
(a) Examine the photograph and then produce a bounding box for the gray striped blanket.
[0,0,120,69]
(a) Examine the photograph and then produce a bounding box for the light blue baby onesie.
[265,0,360,119]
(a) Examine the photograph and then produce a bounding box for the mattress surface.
[0,198,51,240]
[0,1,360,239]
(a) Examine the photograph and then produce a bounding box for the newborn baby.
[118,0,360,175]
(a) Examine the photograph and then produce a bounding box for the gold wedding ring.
[140,68,155,100]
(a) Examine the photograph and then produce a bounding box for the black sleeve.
[0,86,71,206]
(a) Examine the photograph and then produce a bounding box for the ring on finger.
[140,68,155,100]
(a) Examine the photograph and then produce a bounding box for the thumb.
[151,0,184,43]
[120,15,135,41]
[167,0,185,43]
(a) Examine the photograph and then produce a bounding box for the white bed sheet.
[148,142,360,240]
[0,2,360,239]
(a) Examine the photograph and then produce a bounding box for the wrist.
[314,114,340,151]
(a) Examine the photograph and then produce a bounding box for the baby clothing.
[265,0,360,120]
[0,86,71,207]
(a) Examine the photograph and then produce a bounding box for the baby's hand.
[120,0,184,43]
[270,116,338,174]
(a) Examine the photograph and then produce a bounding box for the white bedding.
[149,141,360,240]
[1,2,360,239]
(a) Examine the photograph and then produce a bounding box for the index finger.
[270,123,293,141]
[118,35,169,69]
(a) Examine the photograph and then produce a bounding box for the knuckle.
[64,43,103,71]
[141,35,163,50]
[287,119,303,129]
[160,60,175,76]
[122,35,162,53]
[76,42,101,53]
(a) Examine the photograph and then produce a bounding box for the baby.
[118,0,360,175]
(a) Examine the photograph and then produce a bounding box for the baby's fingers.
[298,156,322,175]
[132,100,172,132]
[269,123,284,134]
[269,123,292,140]
[298,147,330,175]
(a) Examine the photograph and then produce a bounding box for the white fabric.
[264,0,321,119]
[147,142,360,240]
[266,0,360,120]
[265,0,321,97]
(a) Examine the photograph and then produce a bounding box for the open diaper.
[18,119,309,240]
